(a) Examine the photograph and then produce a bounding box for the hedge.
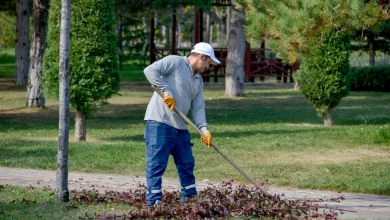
[348,66,390,92]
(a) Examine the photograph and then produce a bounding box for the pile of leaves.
[72,180,343,219]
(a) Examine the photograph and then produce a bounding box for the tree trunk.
[324,112,333,126]
[177,18,181,48]
[214,8,222,45]
[166,24,170,48]
[141,16,149,65]
[15,0,30,86]
[225,6,245,97]
[26,0,49,108]
[55,0,71,203]
[171,10,177,54]
[209,25,213,44]
[368,33,375,66]
[216,22,221,45]
[225,7,230,44]
[117,15,123,70]
[75,110,86,141]
[205,13,211,43]
[294,82,300,91]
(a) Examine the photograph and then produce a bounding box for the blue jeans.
[144,120,197,206]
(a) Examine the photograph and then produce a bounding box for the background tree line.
[241,0,389,125]
[0,0,389,130]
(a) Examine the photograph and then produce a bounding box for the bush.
[43,0,120,117]
[348,66,390,91]
[296,31,350,121]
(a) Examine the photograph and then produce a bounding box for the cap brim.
[210,55,221,65]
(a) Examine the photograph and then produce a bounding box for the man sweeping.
[143,42,221,206]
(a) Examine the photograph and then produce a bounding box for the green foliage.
[0,12,15,49]
[118,18,148,66]
[350,20,390,54]
[115,2,204,67]
[115,0,213,13]
[241,0,388,63]
[43,0,120,117]
[348,66,390,91]
[296,31,350,118]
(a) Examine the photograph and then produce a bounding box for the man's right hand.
[201,131,212,148]
[163,93,175,112]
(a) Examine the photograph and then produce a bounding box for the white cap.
[191,42,221,65]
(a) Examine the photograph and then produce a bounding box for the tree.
[26,0,49,107]
[241,0,389,125]
[225,3,245,97]
[297,31,350,126]
[44,0,120,141]
[55,0,71,202]
[15,0,30,85]
[351,0,390,66]
[113,0,214,65]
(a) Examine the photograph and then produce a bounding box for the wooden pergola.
[149,0,232,63]
[149,0,298,83]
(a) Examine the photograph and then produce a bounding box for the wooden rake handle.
[151,85,272,199]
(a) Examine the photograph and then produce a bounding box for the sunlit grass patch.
[0,78,389,195]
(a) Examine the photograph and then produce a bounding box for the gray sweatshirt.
[144,55,209,132]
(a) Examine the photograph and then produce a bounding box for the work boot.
[180,195,198,204]
[148,199,162,207]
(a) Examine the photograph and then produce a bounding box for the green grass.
[0,48,15,78]
[0,48,148,82]
[1,80,389,196]
[119,64,147,82]
[1,47,390,196]
[0,185,134,219]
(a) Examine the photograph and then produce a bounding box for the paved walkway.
[1,167,389,219]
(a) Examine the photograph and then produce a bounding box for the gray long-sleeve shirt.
[144,55,208,131]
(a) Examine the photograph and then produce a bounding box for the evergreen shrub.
[348,66,390,91]
[43,0,120,117]
[295,31,350,118]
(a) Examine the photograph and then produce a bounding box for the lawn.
[0,185,135,219]
[0,48,16,78]
[1,79,389,196]
[1,47,390,196]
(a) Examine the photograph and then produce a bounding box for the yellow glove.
[163,93,175,112]
[201,131,212,148]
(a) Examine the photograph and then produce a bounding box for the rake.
[151,85,272,199]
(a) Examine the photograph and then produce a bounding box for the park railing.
[153,44,299,83]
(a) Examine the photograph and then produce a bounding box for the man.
[143,42,220,206]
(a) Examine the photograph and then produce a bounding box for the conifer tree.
[297,31,351,126]
[241,0,389,125]
[44,0,120,141]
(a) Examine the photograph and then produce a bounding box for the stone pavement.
[1,167,389,220]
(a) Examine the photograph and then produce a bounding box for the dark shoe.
[148,199,162,207]
[180,195,198,203]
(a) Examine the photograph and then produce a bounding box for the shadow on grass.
[100,134,145,143]
[372,188,390,195]
[1,89,389,135]
[101,128,313,143]
[204,97,390,126]
[0,139,57,169]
